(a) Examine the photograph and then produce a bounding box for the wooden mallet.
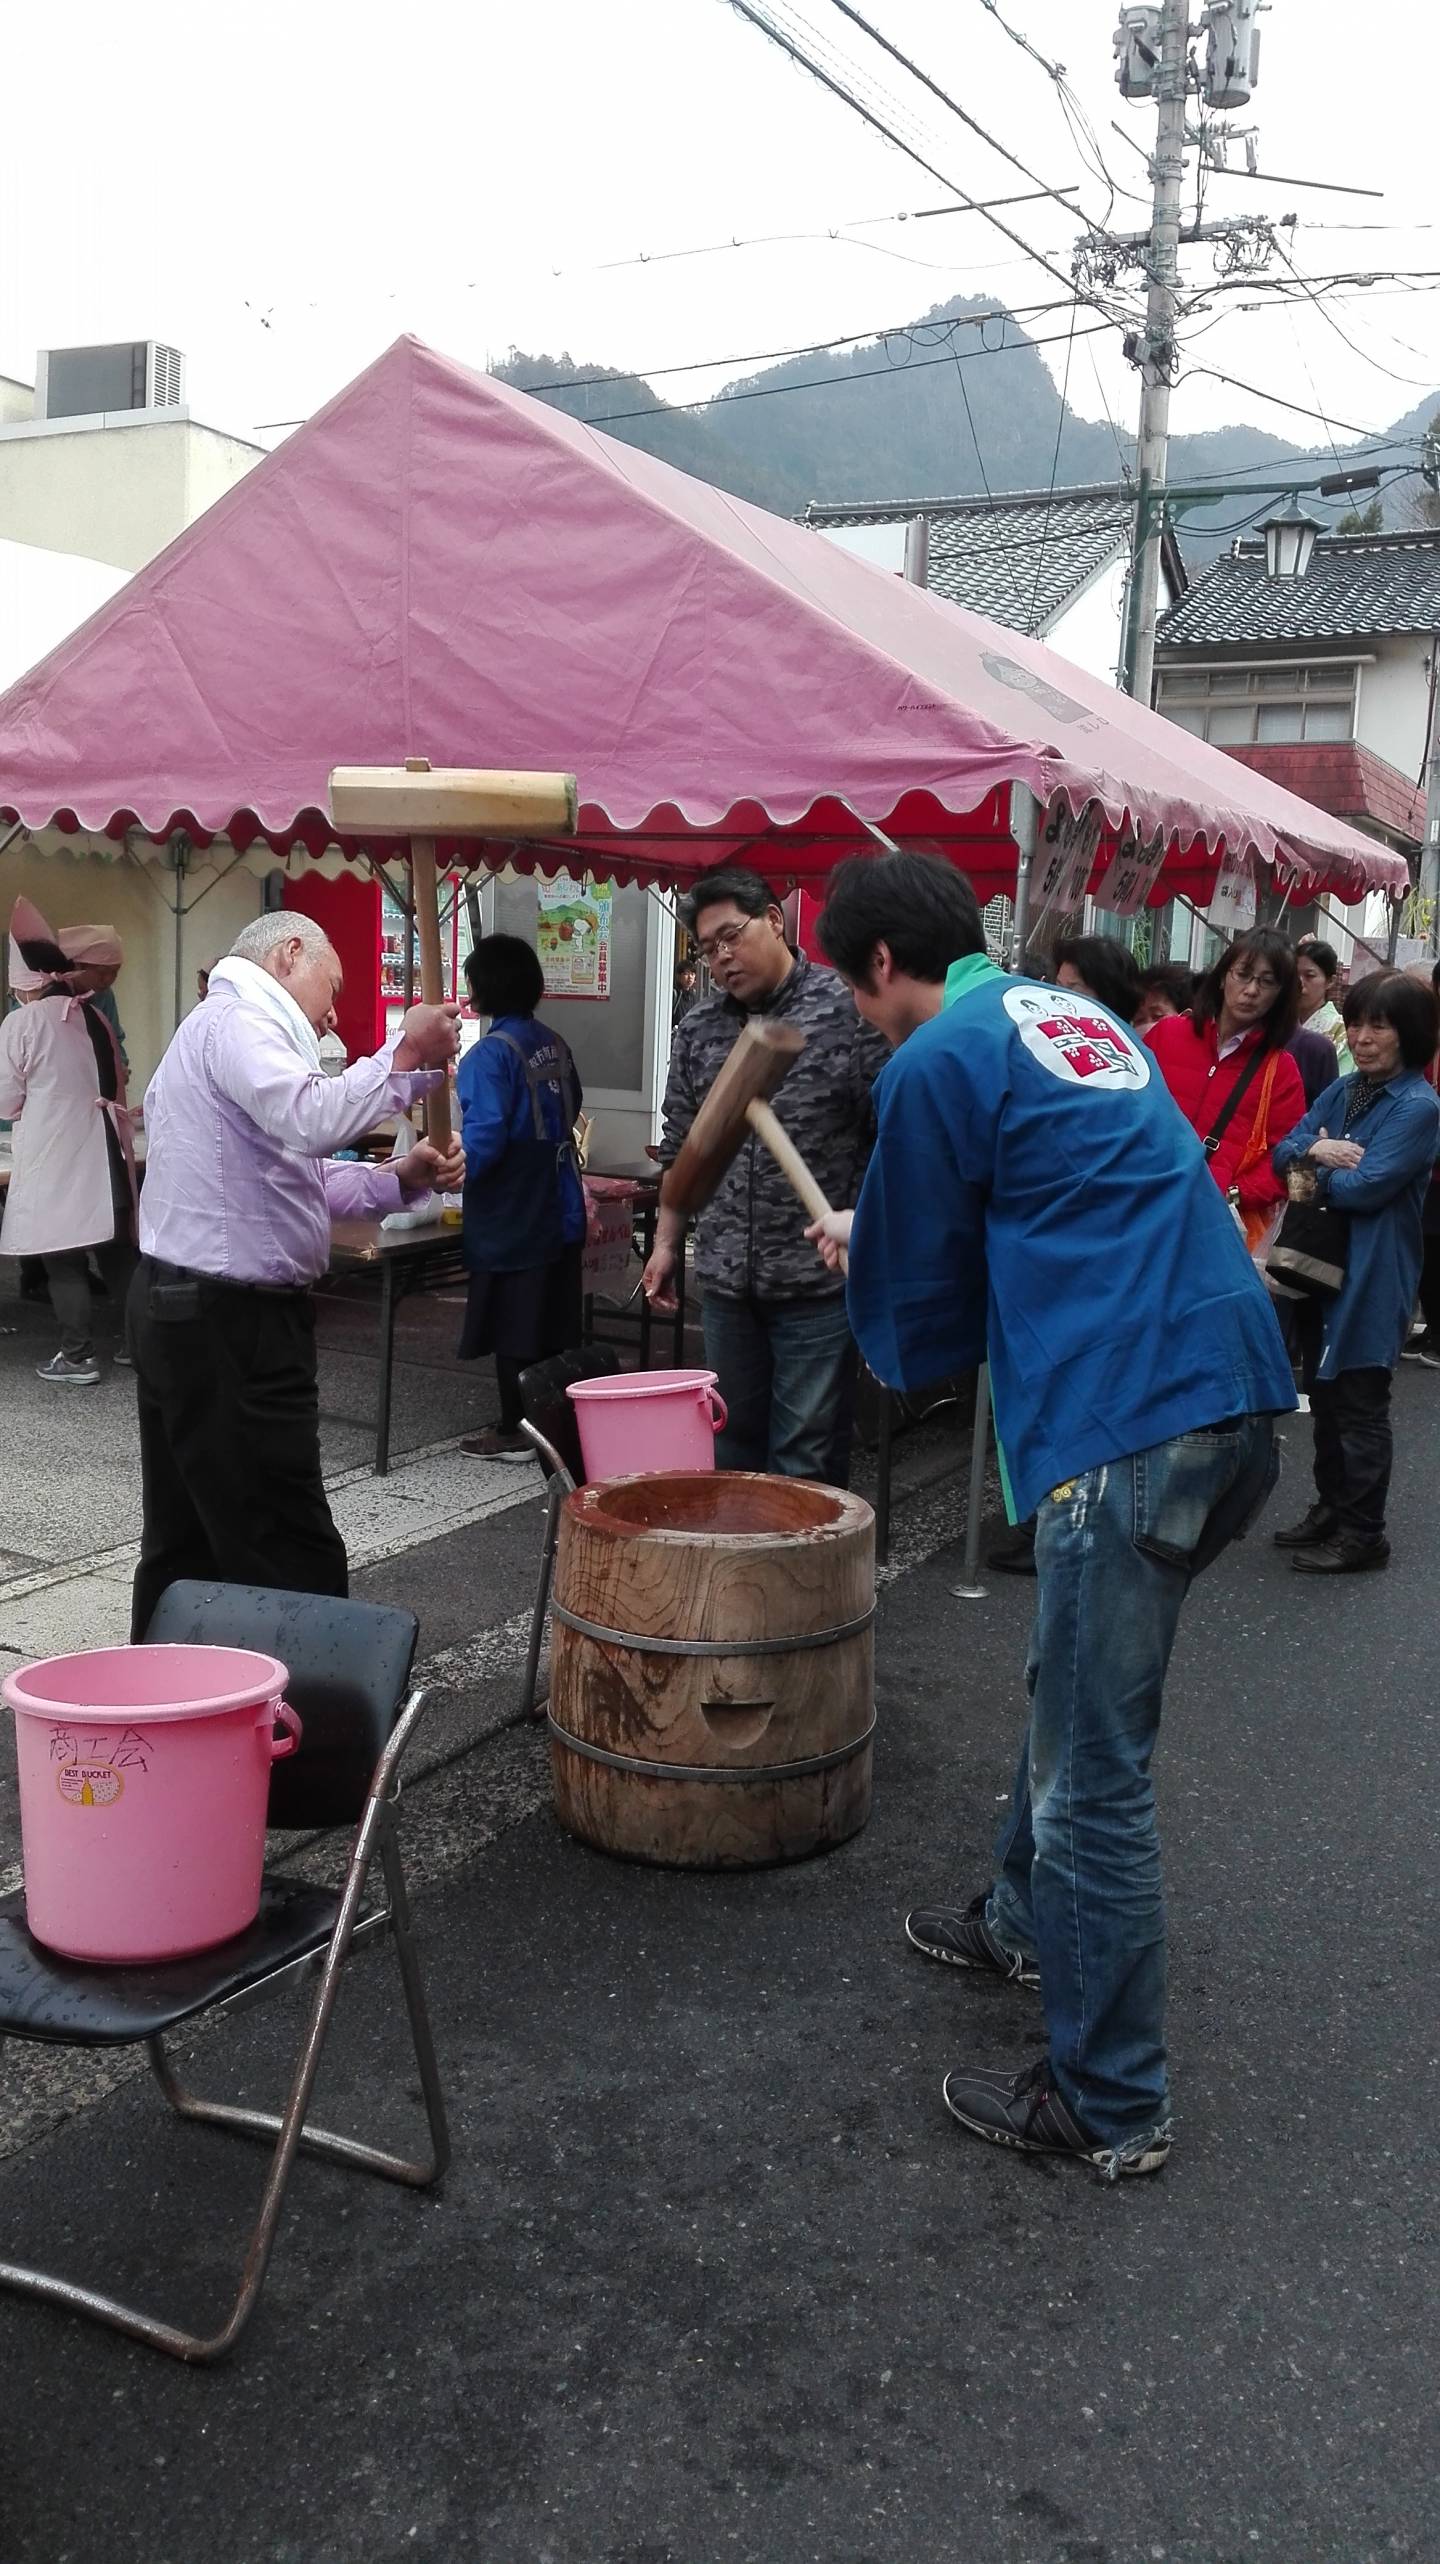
[662,1020,847,1270]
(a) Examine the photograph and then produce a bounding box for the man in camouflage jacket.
[642,870,888,1484]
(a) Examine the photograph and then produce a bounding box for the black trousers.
[1310,1365,1393,1543]
[128,1258,348,1641]
[43,1237,136,1360]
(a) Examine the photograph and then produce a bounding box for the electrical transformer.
[1113,5,1163,98]
[1201,0,1263,109]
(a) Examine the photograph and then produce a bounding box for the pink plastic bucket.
[2,1644,301,1964]
[567,1368,728,1479]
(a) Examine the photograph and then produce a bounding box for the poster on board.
[537,872,614,999]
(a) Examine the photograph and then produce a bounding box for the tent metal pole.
[1008,782,1040,970]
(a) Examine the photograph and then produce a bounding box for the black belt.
[143,1254,313,1301]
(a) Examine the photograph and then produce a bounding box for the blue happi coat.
[846,956,1296,1522]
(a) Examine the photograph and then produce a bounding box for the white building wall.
[1043,555,1128,686]
[1354,634,1431,777]
[0,414,263,570]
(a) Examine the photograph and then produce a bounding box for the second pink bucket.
[568,1368,728,1479]
[3,1644,301,1964]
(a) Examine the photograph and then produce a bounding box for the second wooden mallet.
[661,1019,847,1269]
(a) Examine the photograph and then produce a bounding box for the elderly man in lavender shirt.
[128,909,463,1637]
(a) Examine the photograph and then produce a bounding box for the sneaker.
[1401,1334,1440,1369]
[941,2056,1171,2180]
[111,1348,134,1369]
[35,1352,101,1388]
[1291,1534,1390,1575]
[1273,1502,1337,1550]
[906,1895,1041,1989]
[985,1520,1038,1576]
[459,1427,534,1462]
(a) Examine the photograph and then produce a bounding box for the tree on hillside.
[1335,497,1384,534]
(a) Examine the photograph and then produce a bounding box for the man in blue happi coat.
[807,852,1296,2179]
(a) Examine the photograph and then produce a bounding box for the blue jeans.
[701,1290,858,1484]
[985,1415,1279,2151]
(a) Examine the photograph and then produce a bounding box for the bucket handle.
[703,1384,728,1434]
[269,1700,303,1761]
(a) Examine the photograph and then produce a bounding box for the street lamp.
[1261,498,1322,582]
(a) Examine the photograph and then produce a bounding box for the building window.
[1156,663,1357,745]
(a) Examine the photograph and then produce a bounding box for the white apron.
[0,997,125,1258]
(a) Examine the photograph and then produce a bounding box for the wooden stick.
[409,831,452,1151]
[746,1099,848,1273]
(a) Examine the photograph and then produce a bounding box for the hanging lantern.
[1262,499,1321,581]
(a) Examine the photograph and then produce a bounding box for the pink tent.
[0,334,1407,908]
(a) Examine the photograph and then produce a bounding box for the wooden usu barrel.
[548,1471,875,1869]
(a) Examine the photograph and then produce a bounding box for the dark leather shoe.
[1290,1534,1390,1574]
[1273,1504,1338,1549]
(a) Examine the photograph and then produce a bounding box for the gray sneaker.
[905,1895,1041,1989]
[35,1352,101,1388]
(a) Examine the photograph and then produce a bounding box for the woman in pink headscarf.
[0,899,136,1385]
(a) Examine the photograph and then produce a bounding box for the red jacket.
[1147,1013,1305,1210]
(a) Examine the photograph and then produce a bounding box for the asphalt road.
[0,1382,1435,2564]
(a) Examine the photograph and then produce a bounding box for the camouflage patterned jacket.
[657,953,890,1300]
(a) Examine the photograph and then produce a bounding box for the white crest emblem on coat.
[1003,986,1150,1090]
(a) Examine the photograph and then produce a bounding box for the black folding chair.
[515,1345,623,1716]
[0,1581,450,2364]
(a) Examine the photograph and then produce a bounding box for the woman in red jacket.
[1147,928,1305,1254]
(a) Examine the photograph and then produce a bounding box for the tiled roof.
[1157,529,1440,649]
[803,489,1134,637]
[1220,741,1426,848]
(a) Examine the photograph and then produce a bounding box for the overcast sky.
[2,0,1437,471]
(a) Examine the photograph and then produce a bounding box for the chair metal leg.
[521,1477,564,1717]
[0,1738,447,2363]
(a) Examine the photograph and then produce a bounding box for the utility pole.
[1120,0,1189,707]
[1420,645,1440,953]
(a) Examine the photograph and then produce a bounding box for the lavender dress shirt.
[139,982,440,1286]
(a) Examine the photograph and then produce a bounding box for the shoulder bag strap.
[1201,1038,1270,1160]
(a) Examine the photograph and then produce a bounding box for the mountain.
[498,298,1438,568]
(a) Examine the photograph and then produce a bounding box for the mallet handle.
[410,833,453,1152]
[745,1100,849,1274]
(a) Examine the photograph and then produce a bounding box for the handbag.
[1266,1186,1350,1300]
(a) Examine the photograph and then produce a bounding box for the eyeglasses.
[695,917,758,964]
[1228,964,1280,993]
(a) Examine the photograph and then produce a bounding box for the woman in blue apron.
[456,935,585,1459]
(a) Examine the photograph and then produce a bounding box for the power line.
[1026,299,1081,631]
[1185,366,1386,440]
[823,0,1100,234]
[720,0,1130,328]
[1269,237,1440,393]
[1086,341,1134,482]
[559,186,1077,282]
[946,349,1038,622]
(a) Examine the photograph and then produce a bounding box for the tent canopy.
[0,334,1407,907]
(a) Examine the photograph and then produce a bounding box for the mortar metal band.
[549,1603,875,1658]
[546,1713,876,1784]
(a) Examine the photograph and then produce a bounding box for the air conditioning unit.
[33,341,186,422]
